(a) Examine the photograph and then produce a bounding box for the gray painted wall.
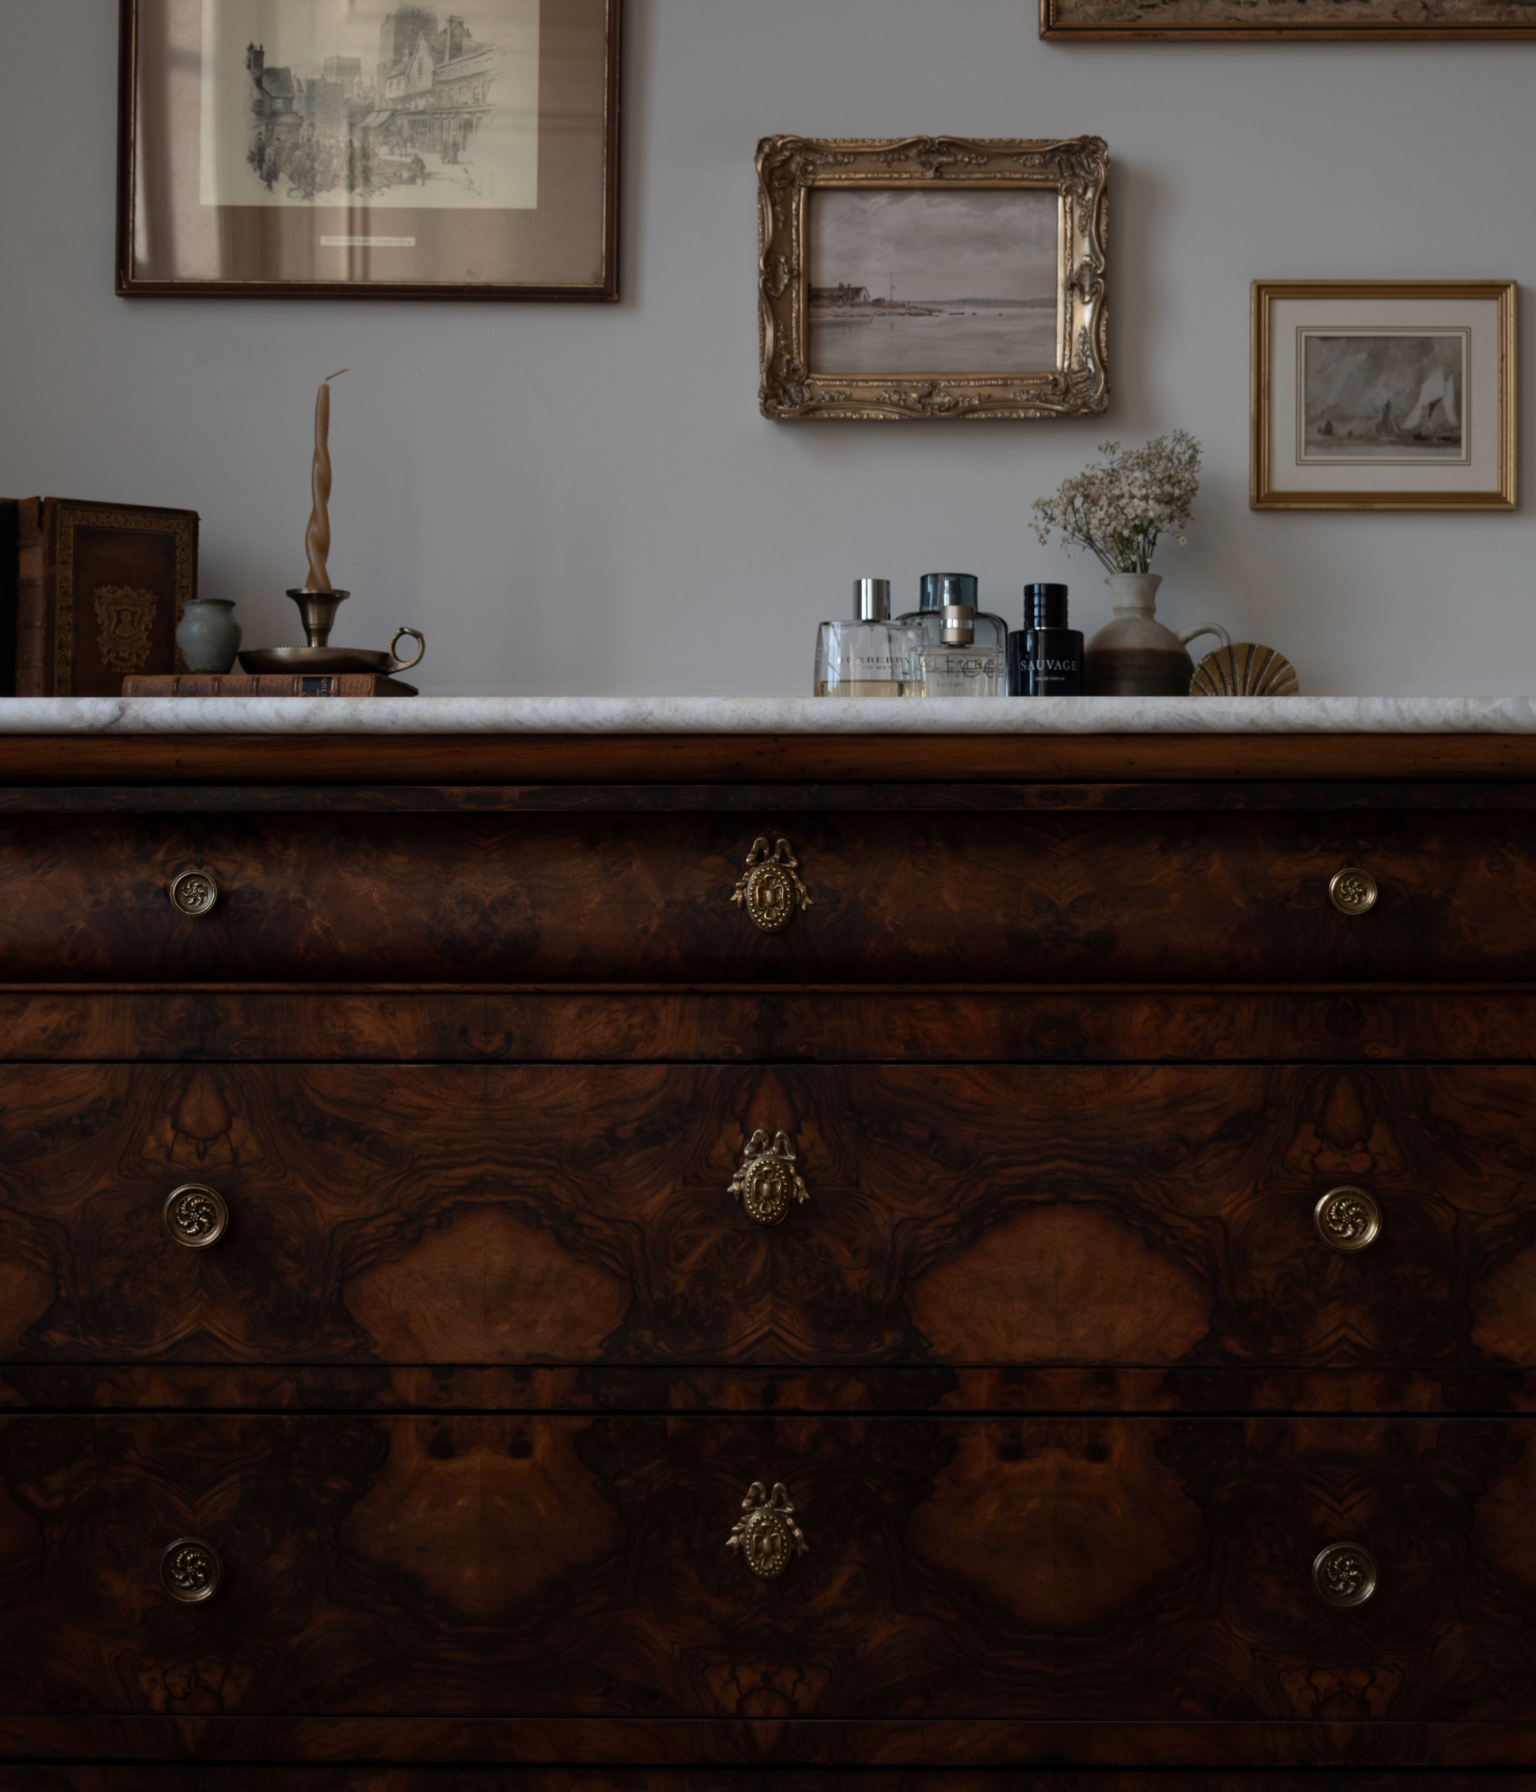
[1,0,1531,696]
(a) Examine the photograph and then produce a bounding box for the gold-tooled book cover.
[15,497,198,696]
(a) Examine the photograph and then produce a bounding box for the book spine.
[14,498,49,697]
[0,499,16,697]
[121,673,413,697]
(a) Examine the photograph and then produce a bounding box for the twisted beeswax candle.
[303,368,349,592]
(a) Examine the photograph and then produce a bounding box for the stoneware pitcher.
[1084,573,1229,696]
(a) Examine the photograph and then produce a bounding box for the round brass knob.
[164,1184,228,1249]
[1313,1542,1376,1609]
[727,1481,808,1580]
[1329,867,1378,917]
[169,870,219,917]
[159,1536,223,1603]
[1314,1187,1381,1253]
[729,1131,810,1228]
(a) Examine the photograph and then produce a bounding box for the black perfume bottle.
[1010,583,1084,696]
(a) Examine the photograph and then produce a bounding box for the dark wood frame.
[115,0,623,302]
[1041,0,1536,37]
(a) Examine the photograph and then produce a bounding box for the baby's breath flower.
[1031,431,1201,576]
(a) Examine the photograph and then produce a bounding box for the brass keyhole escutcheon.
[159,1537,224,1603]
[1313,1542,1377,1609]
[730,1131,809,1228]
[732,837,812,934]
[727,1482,808,1581]
[164,1184,229,1249]
[1314,1187,1381,1253]
[1328,867,1378,917]
[169,869,219,917]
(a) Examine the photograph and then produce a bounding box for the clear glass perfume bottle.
[912,584,1009,697]
[898,573,1011,669]
[814,579,919,697]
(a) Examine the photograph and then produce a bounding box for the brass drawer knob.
[1313,1542,1377,1609]
[1328,867,1378,917]
[728,1481,808,1580]
[732,837,812,934]
[169,870,219,917]
[1314,1187,1381,1253]
[164,1184,229,1249]
[159,1536,223,1603]
[730,1130,809,1227]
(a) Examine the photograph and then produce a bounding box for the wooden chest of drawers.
[7,725,1536,1790]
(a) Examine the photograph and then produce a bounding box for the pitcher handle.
[1177,623,1230,653]
[388,628,426,672]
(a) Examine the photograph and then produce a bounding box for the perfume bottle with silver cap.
[814,579,919,697]
[898,573,1010,658]
[911,573,1008,697]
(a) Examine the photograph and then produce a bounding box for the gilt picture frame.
[1042,0,1536,39]
[116,0,622,301]
[1251,281,1517,511]
[757,136,1109,422]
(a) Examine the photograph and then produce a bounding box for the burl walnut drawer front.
[2,808,1534,983]
[2,1414,1535,1723]
[7,1062,1536,1371]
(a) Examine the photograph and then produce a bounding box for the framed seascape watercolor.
[757,136,1108,422]
[1041,0,1536,38]
[1251,282,1517,510]
[117,0,621,300]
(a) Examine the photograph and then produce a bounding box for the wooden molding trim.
[5,732,1536,784]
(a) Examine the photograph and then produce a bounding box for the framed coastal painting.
[757,136,1108,421]
[117,0,621,300]
[1251,281,1517,510]
[1041,0,1536,37]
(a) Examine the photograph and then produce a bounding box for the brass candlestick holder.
[289,586,350,649]
[238,588,425,677]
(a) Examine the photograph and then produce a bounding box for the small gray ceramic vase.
[176,599,243,674]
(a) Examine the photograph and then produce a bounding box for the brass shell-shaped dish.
[1190,643,1300,698]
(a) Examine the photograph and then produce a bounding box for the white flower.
[1031,431,1201,575]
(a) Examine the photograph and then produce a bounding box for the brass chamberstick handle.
[732,837,811,934]
[164,1184,229,1249]
[729,1131,809,1228]
[727,1481,808,1580]
[160,1537,223,1603]
[169,870,219,917]
[1313,1542,1376,1608]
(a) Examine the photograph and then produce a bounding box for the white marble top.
[3,696,1536,735]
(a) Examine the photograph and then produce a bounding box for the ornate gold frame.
[1251,280,1518,511]
[756,136,1108,422]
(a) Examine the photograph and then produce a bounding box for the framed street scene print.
[117,0,621,300]
[1251,281,1517,510]
[757,136,1108,421]
[1041,0,1536,38]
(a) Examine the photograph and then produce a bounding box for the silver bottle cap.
[940,604,976,646]
[855,578,891,622]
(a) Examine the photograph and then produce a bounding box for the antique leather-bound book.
[0,500,16,696]
[121,673,419,697]
[14,497,198,696]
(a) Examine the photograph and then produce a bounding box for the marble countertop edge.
[3,695,1536,735]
